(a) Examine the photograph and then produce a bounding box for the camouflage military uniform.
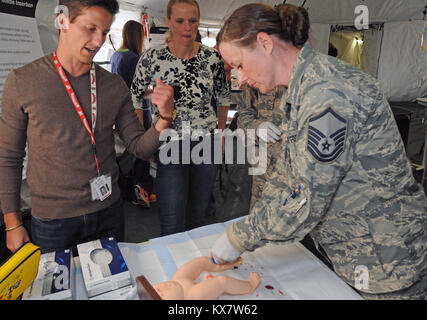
[226,44,427,298]
[237,85,286,210]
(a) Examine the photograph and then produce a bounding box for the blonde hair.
[165,30,172,43]
[165,0,200,43]
[166,0,200,19]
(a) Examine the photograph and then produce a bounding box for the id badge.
[90,174,112,201]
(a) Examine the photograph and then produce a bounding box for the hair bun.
[278,4,309,47]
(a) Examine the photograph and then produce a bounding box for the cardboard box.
[77,237,131,298]
[22,249,74,300]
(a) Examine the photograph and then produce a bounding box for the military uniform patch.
[307,107,347,163]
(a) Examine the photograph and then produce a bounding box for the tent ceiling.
[119,0,427,27]
[286,0,427,25]
[119,0,282,27]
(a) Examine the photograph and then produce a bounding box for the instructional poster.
[0,0,44,110]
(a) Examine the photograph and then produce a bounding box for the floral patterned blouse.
[130,43,231,137]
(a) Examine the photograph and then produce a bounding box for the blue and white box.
[77,237,131,298]
[23,249,74,300]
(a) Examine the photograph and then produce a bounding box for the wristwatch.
[158,109,177,121]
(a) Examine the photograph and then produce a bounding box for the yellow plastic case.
[0,242,41,300]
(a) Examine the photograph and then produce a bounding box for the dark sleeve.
[116,63,131,88]
[129,54,139,83]
[117,53,140,88]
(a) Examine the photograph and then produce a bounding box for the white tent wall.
[119,0,284,28]
[286,0,427,101]
[377,21,427,101]
[308,23,331,55]
[35,0,59,55]
[123,0,426,27]
[286,0,426,25]
[361,28,383,78]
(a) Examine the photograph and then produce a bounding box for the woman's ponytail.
[277,4,309,47]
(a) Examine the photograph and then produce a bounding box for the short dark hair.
[58,0,119,23]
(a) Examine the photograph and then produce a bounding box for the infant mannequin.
[152,256,261,300]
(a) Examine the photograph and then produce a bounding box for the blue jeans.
[133,158,153,193]
[155,137,218,236]
[133,105,154,192]
[31,199,124,255]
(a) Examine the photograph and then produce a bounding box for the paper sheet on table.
[118,243,167,286]
[118,218,362,300]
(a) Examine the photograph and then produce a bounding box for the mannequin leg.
[185,273,261,300]
[172,256,241,282]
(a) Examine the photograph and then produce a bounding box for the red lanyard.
[52,52,100,176]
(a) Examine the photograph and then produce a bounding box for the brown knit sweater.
[0,54,161,219]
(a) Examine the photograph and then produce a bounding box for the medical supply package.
[77,237,131,298]
[22,248,74,300]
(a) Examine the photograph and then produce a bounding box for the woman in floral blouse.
[131,0,231,235]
